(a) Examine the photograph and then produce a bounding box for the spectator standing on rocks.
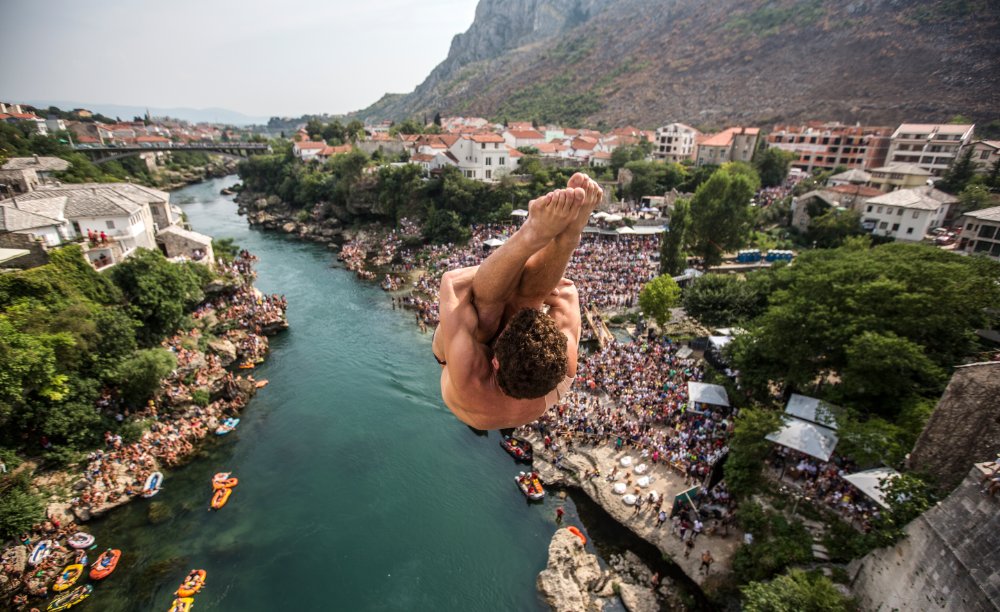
[700,550,714,574]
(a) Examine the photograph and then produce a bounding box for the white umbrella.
[620,456,633,467]
[483,238,506,248]
[592,211,609,219]
[622,494,637,506]
[511,209,528,217]
[634,463,648,475]
[612,482,627,495]
[843,468,901,509]
[604,214,623,222]
[615,226,637,234]
[636,476,651,488]
[765,416,839,462]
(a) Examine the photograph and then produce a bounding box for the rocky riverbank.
[527,429,741,593]
[0,251,287,610]
[538,526,686,612]
[235,189,348,248]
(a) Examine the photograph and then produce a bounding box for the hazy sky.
[0,0,479,117]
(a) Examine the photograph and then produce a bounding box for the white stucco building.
[886,123,975,177]
[860,186,956,241]
[653,123,700,162]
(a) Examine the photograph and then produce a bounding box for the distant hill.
[26,100,269,126]
[351,0,1000,129]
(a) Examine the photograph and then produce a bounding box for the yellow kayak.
[52,563,83,592]
[168,597,194,612]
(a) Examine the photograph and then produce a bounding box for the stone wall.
[849,467,1000,612]
[0,232,49,268]
[908,362,1000,493]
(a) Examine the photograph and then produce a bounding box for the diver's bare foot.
[524,188,577,243]
[565,173,603,234]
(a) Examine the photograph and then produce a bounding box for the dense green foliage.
[724,408,783,497]
[0,472,45,539]
[730,239,1000,418]
[681,272,771,327]
[622,160,686,202]
[753,147,795,188]
[493,75,603,126]
[637,275,681,327]
[741,569,854,612]
[659,199,689,276]
[110,249,208,345]
[687,162,760,266]
[804,207,864,248]
[0,246,215,459]
[733,502,813,582]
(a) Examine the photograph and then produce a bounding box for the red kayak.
[90,549,121,580]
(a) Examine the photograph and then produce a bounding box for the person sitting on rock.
[433,174,602,429]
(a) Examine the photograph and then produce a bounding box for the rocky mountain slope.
[354,0,1000,129]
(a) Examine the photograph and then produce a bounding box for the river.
[86,176,593,611]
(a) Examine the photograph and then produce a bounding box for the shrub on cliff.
[111,249,206,345]
[113,349,177,408]
[0,472,44,540]
[741,569,853,612]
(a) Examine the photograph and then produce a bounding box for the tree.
[681,273,768,327]
[212,238,241,263]
[955,184,995,216]
[741,569,854,612]
[622,160,685,202]
[423,207,470,244]
[0,475,44,540]
[112,348,177,407]
[110,249,206,345]
[659,199,690,275]
[753,147,795,188]
[610,144,649,174]
[805,207,863,248]
[638,275,681,327]
[730,241,1000,417]
[936,147,976,194]
[724,408,783,497]
[687,163,760,267]
[869,473,936,546]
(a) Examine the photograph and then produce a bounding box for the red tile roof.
[506,129,545,140]
[827,184,882,198]
[295,141,327,150]
[469,133,506,143]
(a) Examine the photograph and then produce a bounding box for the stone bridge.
[72,142,271,164]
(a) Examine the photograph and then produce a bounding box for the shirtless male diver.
[432,173,603,430]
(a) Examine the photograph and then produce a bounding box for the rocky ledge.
[538,527,679,612]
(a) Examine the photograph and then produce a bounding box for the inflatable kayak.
[212,473,238,489]
[515,471,545,501]
[175,569,207,597]
[67,532,94,550]
[500,435,533,462]
[567,526,587,545]
[215,417,240,435]
[28,540,54,566]
[210,486,232,509]
[142,471,163,498]
[47,584,92,611]
[168,597,195,612]
[237,362,255,369]
[90,548,121,580]
[52,563,84,592]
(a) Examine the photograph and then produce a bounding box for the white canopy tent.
[708,336,733,351]
[687,382,730,407]
[482,238,506,248]
[603,214,623,222]
[843,467,901,509]
[511,209,528,217]
[766,416,839,462]
[785,394,840,430]
[615,226,637,235]
[591,211,609,219]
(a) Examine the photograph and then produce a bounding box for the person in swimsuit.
[433,173,602,430]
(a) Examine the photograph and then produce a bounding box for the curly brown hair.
[493,308,568,399]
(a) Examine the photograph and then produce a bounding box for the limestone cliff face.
[354,0,1000,127]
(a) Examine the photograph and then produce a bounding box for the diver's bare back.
[434,266,580,430]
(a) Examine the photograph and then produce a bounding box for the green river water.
[84,176,598,611]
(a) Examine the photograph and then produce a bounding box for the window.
[892,223,900,231]
[879,222,888,229]
[106,220,115,229]
[866,205,873,212]
[906,227,914,234]
[485,157,492,166]
[499,157,505,165]
[912,211,919,219]
[481,143,486,149]
[982,150,991,160]
[877,206,883,213]
[485,170,492,179]
[979,225,998,239]
[966,223,974,230]
[897,208,903,216]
